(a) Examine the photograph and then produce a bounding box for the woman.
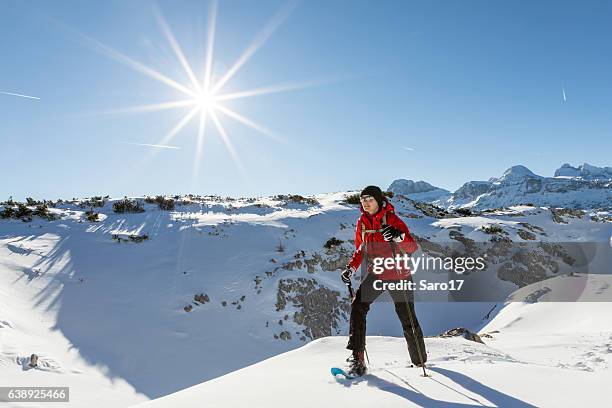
[341,185,427,377]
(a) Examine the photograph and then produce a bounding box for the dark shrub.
[345,193,360,205]
[34,204,56,220]
[129,233,149,242]
[455,208,472,216]
[85,210,100,222]
[113,198,145,213]
[15,203,33,221]
[324,237,344,249]
[156,196,175,210]
[0,206,15,219]
[482,224,503,234]
[81,196,106,208]
[26,197,41,206]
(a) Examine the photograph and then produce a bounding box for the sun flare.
[194,89,217,113]
[85,0,307,183]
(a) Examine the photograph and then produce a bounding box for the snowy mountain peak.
[494,165,540,182]
[388,179,445,194]
[554,162,612,180]
[387,179,451,202]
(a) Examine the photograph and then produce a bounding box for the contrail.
[562,87,567,102]
[403,146,415,151]
[0,91,40,100]
[122,142,179,149]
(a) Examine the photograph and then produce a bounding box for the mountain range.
[388,163,612,210]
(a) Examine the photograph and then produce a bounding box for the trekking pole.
[347,279,355,300]
[388,239,428,377]
[346,279,370,366]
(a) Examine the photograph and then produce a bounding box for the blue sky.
[2,0,611,200]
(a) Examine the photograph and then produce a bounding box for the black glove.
[341,266,353,284]
[382,224,403,241]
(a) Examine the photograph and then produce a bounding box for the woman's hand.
[341,266,354,284]
[382,224,403,241]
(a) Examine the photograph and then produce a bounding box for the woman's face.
[360,195,379,215]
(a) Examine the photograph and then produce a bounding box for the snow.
[1,192,611,407]
[135,274,612,408]
[133,334,612,408]
[0,232,147,407]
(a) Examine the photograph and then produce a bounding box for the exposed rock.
[437,327,484,344]
[278,247,350,275]
[276,278,350,340]
[497,243,573,287]
[590,213,612,223]
[448,230,480,258]
[539,243,575,265]
[524,287,552,303]
[517,229,536,241]
[453,181,493,201]
[194,293,210,304]
[412,234,454,258]
[487,236,513,257]
[29,354,39,367]
[412,200,451,219]
[551,208,585,224]
[518,222,546,234]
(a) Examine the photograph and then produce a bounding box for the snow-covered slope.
[1,192,611,407]
[0,255,148,407]
[480,273,612,376]
[134,274,612,408]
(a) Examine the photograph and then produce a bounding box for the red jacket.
[348,199,418,280]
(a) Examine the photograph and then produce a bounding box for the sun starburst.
[81,0,312,186]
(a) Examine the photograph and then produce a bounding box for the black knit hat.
[360,185,384,208]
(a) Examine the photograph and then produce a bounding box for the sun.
[194,89,217,113]
[83,0,308,182]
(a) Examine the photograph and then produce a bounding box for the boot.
[346,350,367,377]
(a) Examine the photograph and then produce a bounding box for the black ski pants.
[346,273,427,365]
